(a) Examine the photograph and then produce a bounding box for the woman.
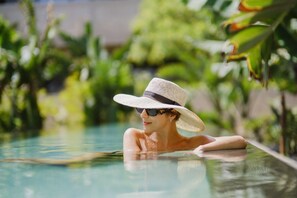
[113,78,247,154]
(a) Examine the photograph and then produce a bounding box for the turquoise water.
[0,123,296,198]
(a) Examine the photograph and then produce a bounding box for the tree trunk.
[279,91,287,155]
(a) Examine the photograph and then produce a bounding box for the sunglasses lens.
[146,109,158,116]
[135,108,144,114]
[135,108,159,116]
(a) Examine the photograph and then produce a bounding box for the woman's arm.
[193,135,247,153]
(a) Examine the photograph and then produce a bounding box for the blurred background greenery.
[0,0,296,159]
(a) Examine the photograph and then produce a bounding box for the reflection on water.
[0,124,296,198]
[204,147,297,198]
[121,151,210,198]
[0,129,41,144]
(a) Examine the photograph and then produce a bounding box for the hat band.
[143,91,181,106]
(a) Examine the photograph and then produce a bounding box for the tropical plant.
[222,0,297,156]
[192,0,297,156]
[127,0,221,68]
[223,0,297,86]
[0,0,66,132]
[59,22,134,126]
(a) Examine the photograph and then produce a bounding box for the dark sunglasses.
[135,108,171,116]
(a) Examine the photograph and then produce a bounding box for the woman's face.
[138,109,170,133]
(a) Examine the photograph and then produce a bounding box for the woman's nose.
[140,109,148,118]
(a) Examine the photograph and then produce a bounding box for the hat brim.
[113,94,205,132]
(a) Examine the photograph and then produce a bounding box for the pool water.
[0,123,296,198]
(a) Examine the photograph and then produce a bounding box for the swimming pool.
[0,123,296,198]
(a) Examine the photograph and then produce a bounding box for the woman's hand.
[193,145,205,154]
[193,135,247,153]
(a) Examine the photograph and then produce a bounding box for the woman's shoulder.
[124,128,144,138]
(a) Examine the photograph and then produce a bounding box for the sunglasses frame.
[135,108,172,116]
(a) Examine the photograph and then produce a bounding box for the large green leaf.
[246,44,262,80]
[229,25,271,54]
[226,25,273,82]
[227,41,263,81]
[239,0,296,11]
[224,4,293,32]
[224,0,297,85]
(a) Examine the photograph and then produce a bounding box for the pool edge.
[248,140,297,170]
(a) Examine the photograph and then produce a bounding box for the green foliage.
[221,0,297,156]
[127,0,219,67]
[271,104,297,156]
[38,73,88,127]
[223,0,297,87]
[203,62,260,134]
[0,0,63,132]
[85,59,134,125]
[157,63,193,81]
[156,48,213,82]
[58,22,134,126]
[0,0,135,132]
[286,109,297,156]
[246,104,297,156]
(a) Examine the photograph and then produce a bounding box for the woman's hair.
[166,109,181,121]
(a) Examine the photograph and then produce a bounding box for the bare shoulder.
[123,128,143,139]
[124,128,143,135]
[123,128,144,152]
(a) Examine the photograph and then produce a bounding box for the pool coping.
[248,140,297,170]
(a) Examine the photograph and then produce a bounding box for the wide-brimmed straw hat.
[113,78,205,132]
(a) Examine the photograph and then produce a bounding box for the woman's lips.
[143,121,152,126]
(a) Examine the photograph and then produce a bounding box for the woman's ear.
[169,114,177,122]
